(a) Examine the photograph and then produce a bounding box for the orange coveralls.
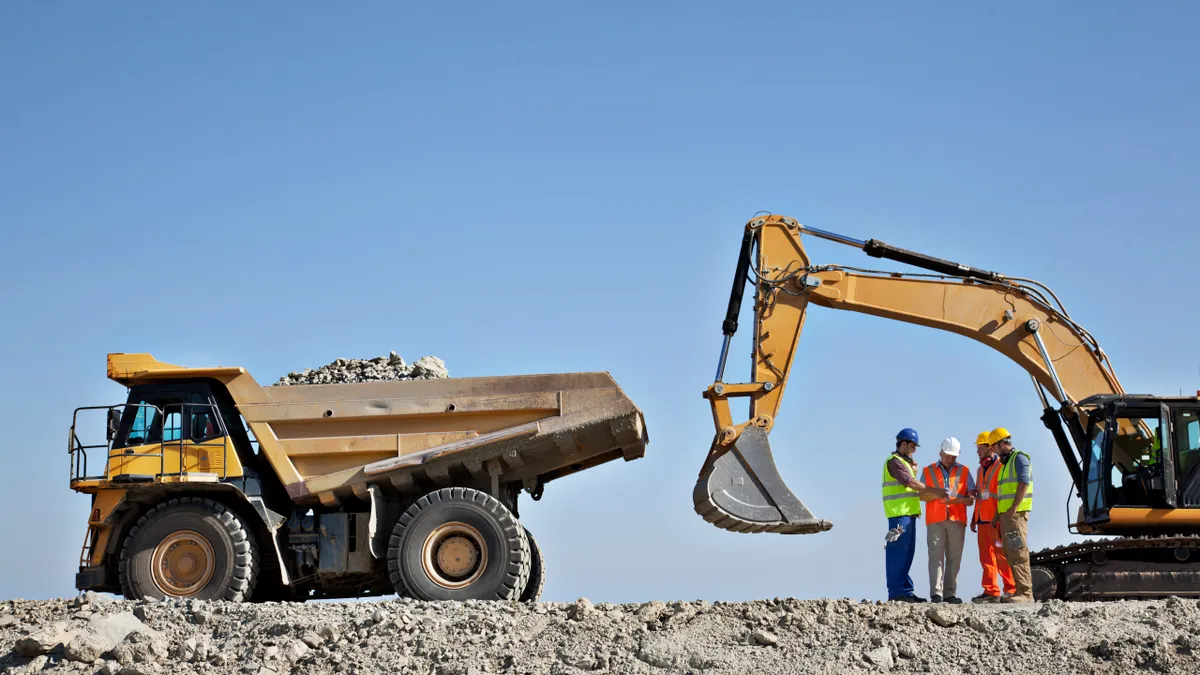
[975,456,1016,597]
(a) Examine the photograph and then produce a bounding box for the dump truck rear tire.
[119,497,258,602]
[388,487,530,601]
[519,525,545,602]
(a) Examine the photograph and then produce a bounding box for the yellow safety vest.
[997,450,1033,513]
[882,455,921,518]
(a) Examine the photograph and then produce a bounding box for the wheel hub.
[422,522,487,589]
[151,530,215,597]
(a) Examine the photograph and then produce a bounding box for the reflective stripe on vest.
[997,450,1033,513]
[882,456,921,517]
[921,462,969,524]
[975,459,1003,522]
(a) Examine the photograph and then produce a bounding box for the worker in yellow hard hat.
[990,427,1034,603]
[970,431,1015,603]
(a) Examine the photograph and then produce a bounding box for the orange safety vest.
[921,462,970,524]
[974,457,1003,523]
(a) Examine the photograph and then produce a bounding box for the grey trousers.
[926,520,966,598]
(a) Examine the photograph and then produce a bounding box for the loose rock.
[15,622,73,656]
[864,646,894,670]
[750,629,779,646]
[300,632,323,649]
[274,353,450,386]
[1,597,1198,674]
[926,606,958,628]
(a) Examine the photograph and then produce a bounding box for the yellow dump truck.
[69,353,648,602]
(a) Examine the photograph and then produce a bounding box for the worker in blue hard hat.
[883,427,949,602]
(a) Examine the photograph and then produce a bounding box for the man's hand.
[920,486,949,500]
[970,521,978,533]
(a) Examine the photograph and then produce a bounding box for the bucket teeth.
[693,426,832,535]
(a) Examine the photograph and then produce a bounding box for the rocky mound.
[273,353,449,386]
[3,594,1199,674]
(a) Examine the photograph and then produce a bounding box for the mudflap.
[693,426,833,534]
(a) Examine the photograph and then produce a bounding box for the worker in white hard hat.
[919,437,976,603]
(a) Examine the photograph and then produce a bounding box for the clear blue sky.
[2,2,1198,603]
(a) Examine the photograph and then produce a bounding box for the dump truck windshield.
[122,403,164,447]
[116,396,188,447]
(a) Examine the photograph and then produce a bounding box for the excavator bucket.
[693,426,833,534]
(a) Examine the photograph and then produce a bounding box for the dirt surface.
[3,593,1199,674]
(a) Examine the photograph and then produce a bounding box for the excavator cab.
[1077,395,1200,531]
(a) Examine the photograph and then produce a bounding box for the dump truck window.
[118,396,185,447]
[163,411,182,442]
[126,405,162,446]
[188,407,223,442]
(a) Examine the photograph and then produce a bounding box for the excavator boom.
[697,214,1125,535]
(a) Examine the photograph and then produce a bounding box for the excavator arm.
[696,214,1128,534]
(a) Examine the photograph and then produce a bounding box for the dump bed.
[103,354,648,507]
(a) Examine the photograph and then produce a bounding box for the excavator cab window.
[1172,408,1200,506]
[1083,403,1172,516]
[1100,409,1170,509]
[1085,421,1108,515]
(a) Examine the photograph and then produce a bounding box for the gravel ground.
[3,593,1199,674]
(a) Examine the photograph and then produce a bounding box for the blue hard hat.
[896,428,920,446]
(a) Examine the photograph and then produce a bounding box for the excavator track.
[1031,534,1200,601]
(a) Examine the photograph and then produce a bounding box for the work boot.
[944,596,963,604]
[1001,595,1033,604]
[889,595,926,603]
[929,595,943,604]
[971,594,999,604]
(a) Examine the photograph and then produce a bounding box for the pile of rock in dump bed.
[4,594,1200,675]
[273,353,449,386]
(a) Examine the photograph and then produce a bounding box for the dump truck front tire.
[119,497,258,602]
[388,487,530,601]
[519,525,545,603]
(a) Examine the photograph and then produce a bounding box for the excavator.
[696,213,1200,601]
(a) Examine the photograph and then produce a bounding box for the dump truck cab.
[69,353,648,603]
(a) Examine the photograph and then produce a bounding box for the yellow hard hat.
[988,427,1012,445]
[975,431,991,445]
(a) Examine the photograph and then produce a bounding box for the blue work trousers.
[885,515,918,599]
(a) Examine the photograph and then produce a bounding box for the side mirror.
[107,408,121,443]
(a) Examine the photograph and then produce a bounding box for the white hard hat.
[939,437,961,456]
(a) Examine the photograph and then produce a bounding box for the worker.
[919,437,974,604]
[883,428,949,603]
[992,427,1034,603]
[970,431,1016,603]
